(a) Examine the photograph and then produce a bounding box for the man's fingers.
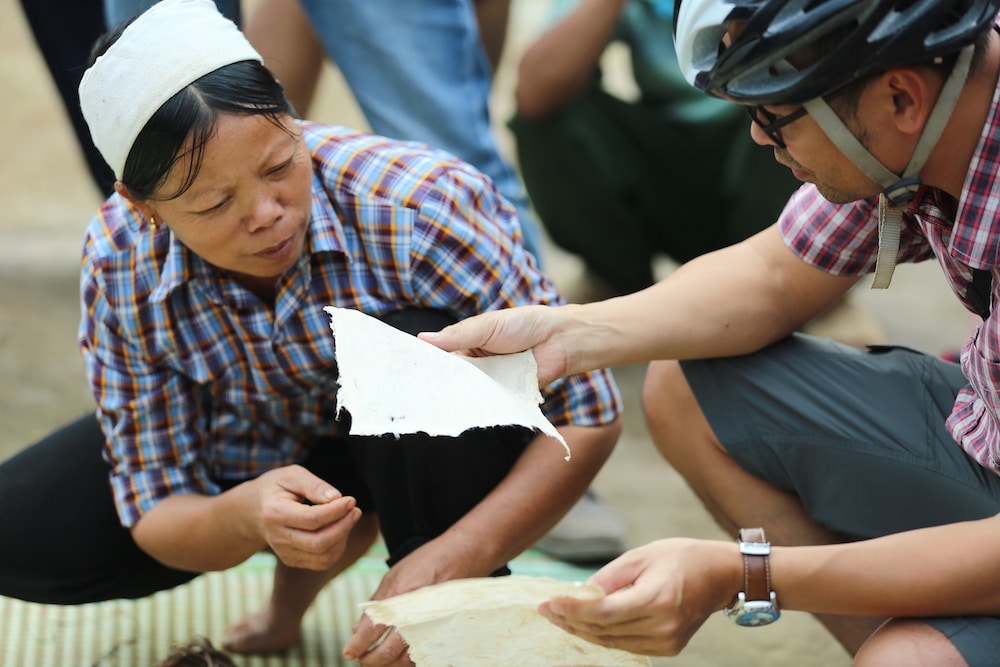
[540,590,656,634]
[587,553,641,594]
[417,311,513,355]
[416,323,478,352]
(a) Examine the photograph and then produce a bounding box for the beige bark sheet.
[361,576,651,666]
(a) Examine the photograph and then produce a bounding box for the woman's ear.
[114,181,158,225]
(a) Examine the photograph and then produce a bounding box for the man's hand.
[249,464,362,570]
[417,304,572,386]
[538,538,739,656]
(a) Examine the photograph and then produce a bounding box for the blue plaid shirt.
[80,122,622,527]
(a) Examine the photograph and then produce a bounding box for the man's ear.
[114,181,157,222]
[881,67,935,135]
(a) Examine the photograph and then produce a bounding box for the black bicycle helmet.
[674,0,1000,105]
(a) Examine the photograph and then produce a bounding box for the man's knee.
[854,619,967,667]
[642,360,717,465]
[642,359,684,429]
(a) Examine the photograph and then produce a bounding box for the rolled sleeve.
[80,256,213,527]
[953,324,1000,470]
[777,185,934,276]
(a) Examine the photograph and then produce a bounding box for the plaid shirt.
[80,122,622,527]
[779,79,1000,475]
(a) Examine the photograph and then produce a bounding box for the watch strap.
[738,527,772,603]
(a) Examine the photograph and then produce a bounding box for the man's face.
[750,105,876,203]
[747,90,904,204]
[722,25,914,204]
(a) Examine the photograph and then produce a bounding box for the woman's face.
[138,113,313,284]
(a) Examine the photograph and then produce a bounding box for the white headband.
[79,0,263,180]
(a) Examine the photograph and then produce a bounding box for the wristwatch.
[723,527,781,627]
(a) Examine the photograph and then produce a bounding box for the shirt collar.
[306,170,347,256]
[149,231,200,303]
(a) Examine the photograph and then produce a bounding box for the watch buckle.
[739,542,771,556]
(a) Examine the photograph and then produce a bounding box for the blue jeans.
[297,0,543,264]
[101,0,544,265]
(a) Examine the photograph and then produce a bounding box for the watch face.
[734,605,780,627]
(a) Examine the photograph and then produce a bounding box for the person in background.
[510,0,886,350]
[17,0,114,196]
[0,3,622,667]
[421,0,1000,665]
[510,0,800,295]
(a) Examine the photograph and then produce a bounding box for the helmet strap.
[801,45,975,288]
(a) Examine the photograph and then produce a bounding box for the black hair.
[88,21,295,201]
[155,637,239,667]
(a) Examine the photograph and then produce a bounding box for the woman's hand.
[248,464,362,570]
[538,538,740,656]
[342,536,486,666]
[131,463,361,572]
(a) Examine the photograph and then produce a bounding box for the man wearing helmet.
[419,1,1000,665]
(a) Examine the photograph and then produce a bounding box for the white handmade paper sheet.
[362,576,651,667]
[324,307,569,459]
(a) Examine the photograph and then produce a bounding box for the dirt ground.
[0,1,974,666]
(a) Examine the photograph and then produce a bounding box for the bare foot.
[222,608,301,654]
[221,551,358,654]
[223,514,380,655]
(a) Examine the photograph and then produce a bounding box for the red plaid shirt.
[778,78,1000,475]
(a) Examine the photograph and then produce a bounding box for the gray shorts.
[680,333,1000,666]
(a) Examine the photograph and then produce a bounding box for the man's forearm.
[773,514,1000,617]
[561,228,857,375]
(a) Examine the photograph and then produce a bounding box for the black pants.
[509,88,801,293]
[19,0,115,196]
[0,309,530,604]
[17,0,242,197]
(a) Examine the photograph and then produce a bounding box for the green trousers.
[510,88,801,293]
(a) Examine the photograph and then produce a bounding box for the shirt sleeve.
[778,184,935,275]
[951,315,1000,471]
[79,227,217,528]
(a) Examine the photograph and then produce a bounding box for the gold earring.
[149,215,158,231]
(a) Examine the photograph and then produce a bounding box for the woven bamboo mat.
[0,546,597,667]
